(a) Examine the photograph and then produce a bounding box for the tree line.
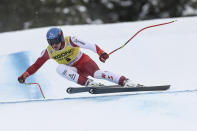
[0,0,196,32]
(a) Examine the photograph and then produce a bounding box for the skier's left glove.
[18,72,29,84]
[99,52,109,63]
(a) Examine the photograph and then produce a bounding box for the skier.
[18,27,139,87]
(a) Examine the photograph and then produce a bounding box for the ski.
[67,85,170,94]
[67,85,119,94]
[89,85,170,94]
[67,87,91,94]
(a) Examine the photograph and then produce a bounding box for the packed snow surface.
[0,17,197,131]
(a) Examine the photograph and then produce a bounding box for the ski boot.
[85,79,104,87]
[123,79,143,88]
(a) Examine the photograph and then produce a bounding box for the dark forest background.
[0,0,197,33]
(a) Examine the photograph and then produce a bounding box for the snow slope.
[0,17,197,131]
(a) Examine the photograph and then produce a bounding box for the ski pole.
[109,20,177,55]
[24,82,45,99]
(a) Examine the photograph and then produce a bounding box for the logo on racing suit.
[69,74,76,80]
[52,49,74,61]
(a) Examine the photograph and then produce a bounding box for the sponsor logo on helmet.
[48,32,56,39]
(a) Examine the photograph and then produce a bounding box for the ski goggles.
[47,37,61,46]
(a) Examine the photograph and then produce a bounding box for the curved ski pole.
[109,20,177,55]
[24,82,45,99]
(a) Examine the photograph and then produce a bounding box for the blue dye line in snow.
[0,51,43,99]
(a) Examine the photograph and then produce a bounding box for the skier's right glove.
[18,72,29,84]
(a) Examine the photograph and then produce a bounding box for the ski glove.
[18,72,29,83]
[99,52,109,63]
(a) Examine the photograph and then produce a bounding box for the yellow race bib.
[47,36,80,64]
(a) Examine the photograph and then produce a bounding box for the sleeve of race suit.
[69,36,105,56]
[26,49,50,75]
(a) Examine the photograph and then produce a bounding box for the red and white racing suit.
[25,36,126,86]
